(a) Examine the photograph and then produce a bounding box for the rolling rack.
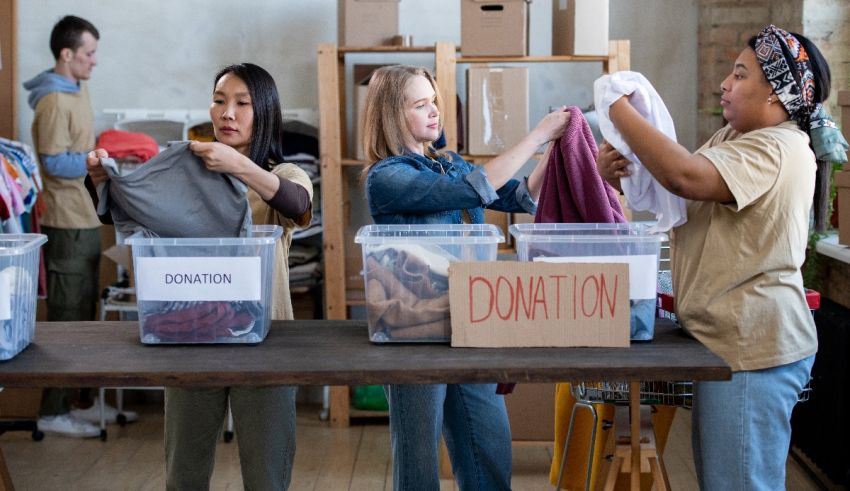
[555,289,819,491]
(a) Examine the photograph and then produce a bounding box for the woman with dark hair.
[597,26,847,489]
[87,63,311,489]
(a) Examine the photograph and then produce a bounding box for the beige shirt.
[672,121,818,371]
[248,163,314,321]
[32,83,100,229]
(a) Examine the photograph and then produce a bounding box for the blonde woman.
[361,65,569,489]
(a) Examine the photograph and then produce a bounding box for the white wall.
[17,0,698,150]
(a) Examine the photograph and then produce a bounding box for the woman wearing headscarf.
[596,25,847,489]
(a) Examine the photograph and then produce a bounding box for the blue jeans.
[692,355,814,491]
[386,383,512,490]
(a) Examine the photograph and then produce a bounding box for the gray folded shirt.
[96,141,252,238]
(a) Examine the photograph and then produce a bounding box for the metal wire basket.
[572,380,694,408]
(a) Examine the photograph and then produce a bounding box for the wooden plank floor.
[0,402,822,490]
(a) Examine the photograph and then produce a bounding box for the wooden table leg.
[629,381,640,491]
[0,447,14,491]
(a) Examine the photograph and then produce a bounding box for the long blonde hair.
[361,65,444,180]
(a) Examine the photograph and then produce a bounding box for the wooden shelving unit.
[317,40,630,427]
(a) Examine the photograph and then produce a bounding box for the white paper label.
[136,257,262,301]
[534,255,658,299]
[0,273,10,320]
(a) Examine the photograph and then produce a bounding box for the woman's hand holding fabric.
[189,141,250,175]
[596,141,631,193]
[597,141,632,179]
[86,148,110,186]
[530,107,571,146]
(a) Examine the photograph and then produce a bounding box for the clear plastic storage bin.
[0,234,47,360]
[125,225,282,344]
[355,224,504,343]
[509,223,666,341]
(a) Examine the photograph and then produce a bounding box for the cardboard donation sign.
[449,261,630,348]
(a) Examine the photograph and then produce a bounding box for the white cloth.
[594,71,688,231]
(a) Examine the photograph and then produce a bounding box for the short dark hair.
[212,63,286,170]
[50,15,99,60]
[747,31,831,104]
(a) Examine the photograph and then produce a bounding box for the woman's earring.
[767,97,774,104]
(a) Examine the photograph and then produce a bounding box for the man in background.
[23,14,137,438]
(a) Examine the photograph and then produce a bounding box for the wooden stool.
[558,381,675,491]
[600,405,671,491]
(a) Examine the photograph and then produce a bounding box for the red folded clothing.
[143,302,255,342]
[97,129,159,162]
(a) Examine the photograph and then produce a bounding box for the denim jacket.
[365,151,537,225]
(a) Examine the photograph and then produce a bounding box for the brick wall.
[804,0,850,121]
[697,0,804,143]
[696,0,850,143]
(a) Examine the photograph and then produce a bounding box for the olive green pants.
[39,226,101,417]
[165,386,297,491]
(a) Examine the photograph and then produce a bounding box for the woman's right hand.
[530,107,571,146]
[86,149,110,186]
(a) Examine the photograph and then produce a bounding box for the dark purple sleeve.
[265,175,311,219]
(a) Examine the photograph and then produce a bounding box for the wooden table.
[0,319,730,490]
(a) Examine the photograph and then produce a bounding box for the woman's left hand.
[189,141,248,174]
[597,141,632,180]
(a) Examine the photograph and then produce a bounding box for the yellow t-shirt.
[247,163,314,321]
[672,121,818,371]
[31,83,100,229]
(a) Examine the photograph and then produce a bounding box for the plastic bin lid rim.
[509,223,668,242]
[0,234,48,255]
[355,224,505,243]
[124,225,283,246]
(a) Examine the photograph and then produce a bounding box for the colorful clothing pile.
[0,138,43,233]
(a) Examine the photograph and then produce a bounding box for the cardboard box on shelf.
[103,243,133,275]
[836,170,850,246]
[338,0,400,47]
[552,0,609,56]
[485,208,512,250]
[467,67,529,155]
[353,64,393,161]
[511,210,535,226]
[461,0,529,57]
[504,384,555,442]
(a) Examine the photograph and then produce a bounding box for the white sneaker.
[70,396,139,425]
[37,414,100,438]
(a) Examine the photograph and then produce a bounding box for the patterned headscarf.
[754,25,848,163]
